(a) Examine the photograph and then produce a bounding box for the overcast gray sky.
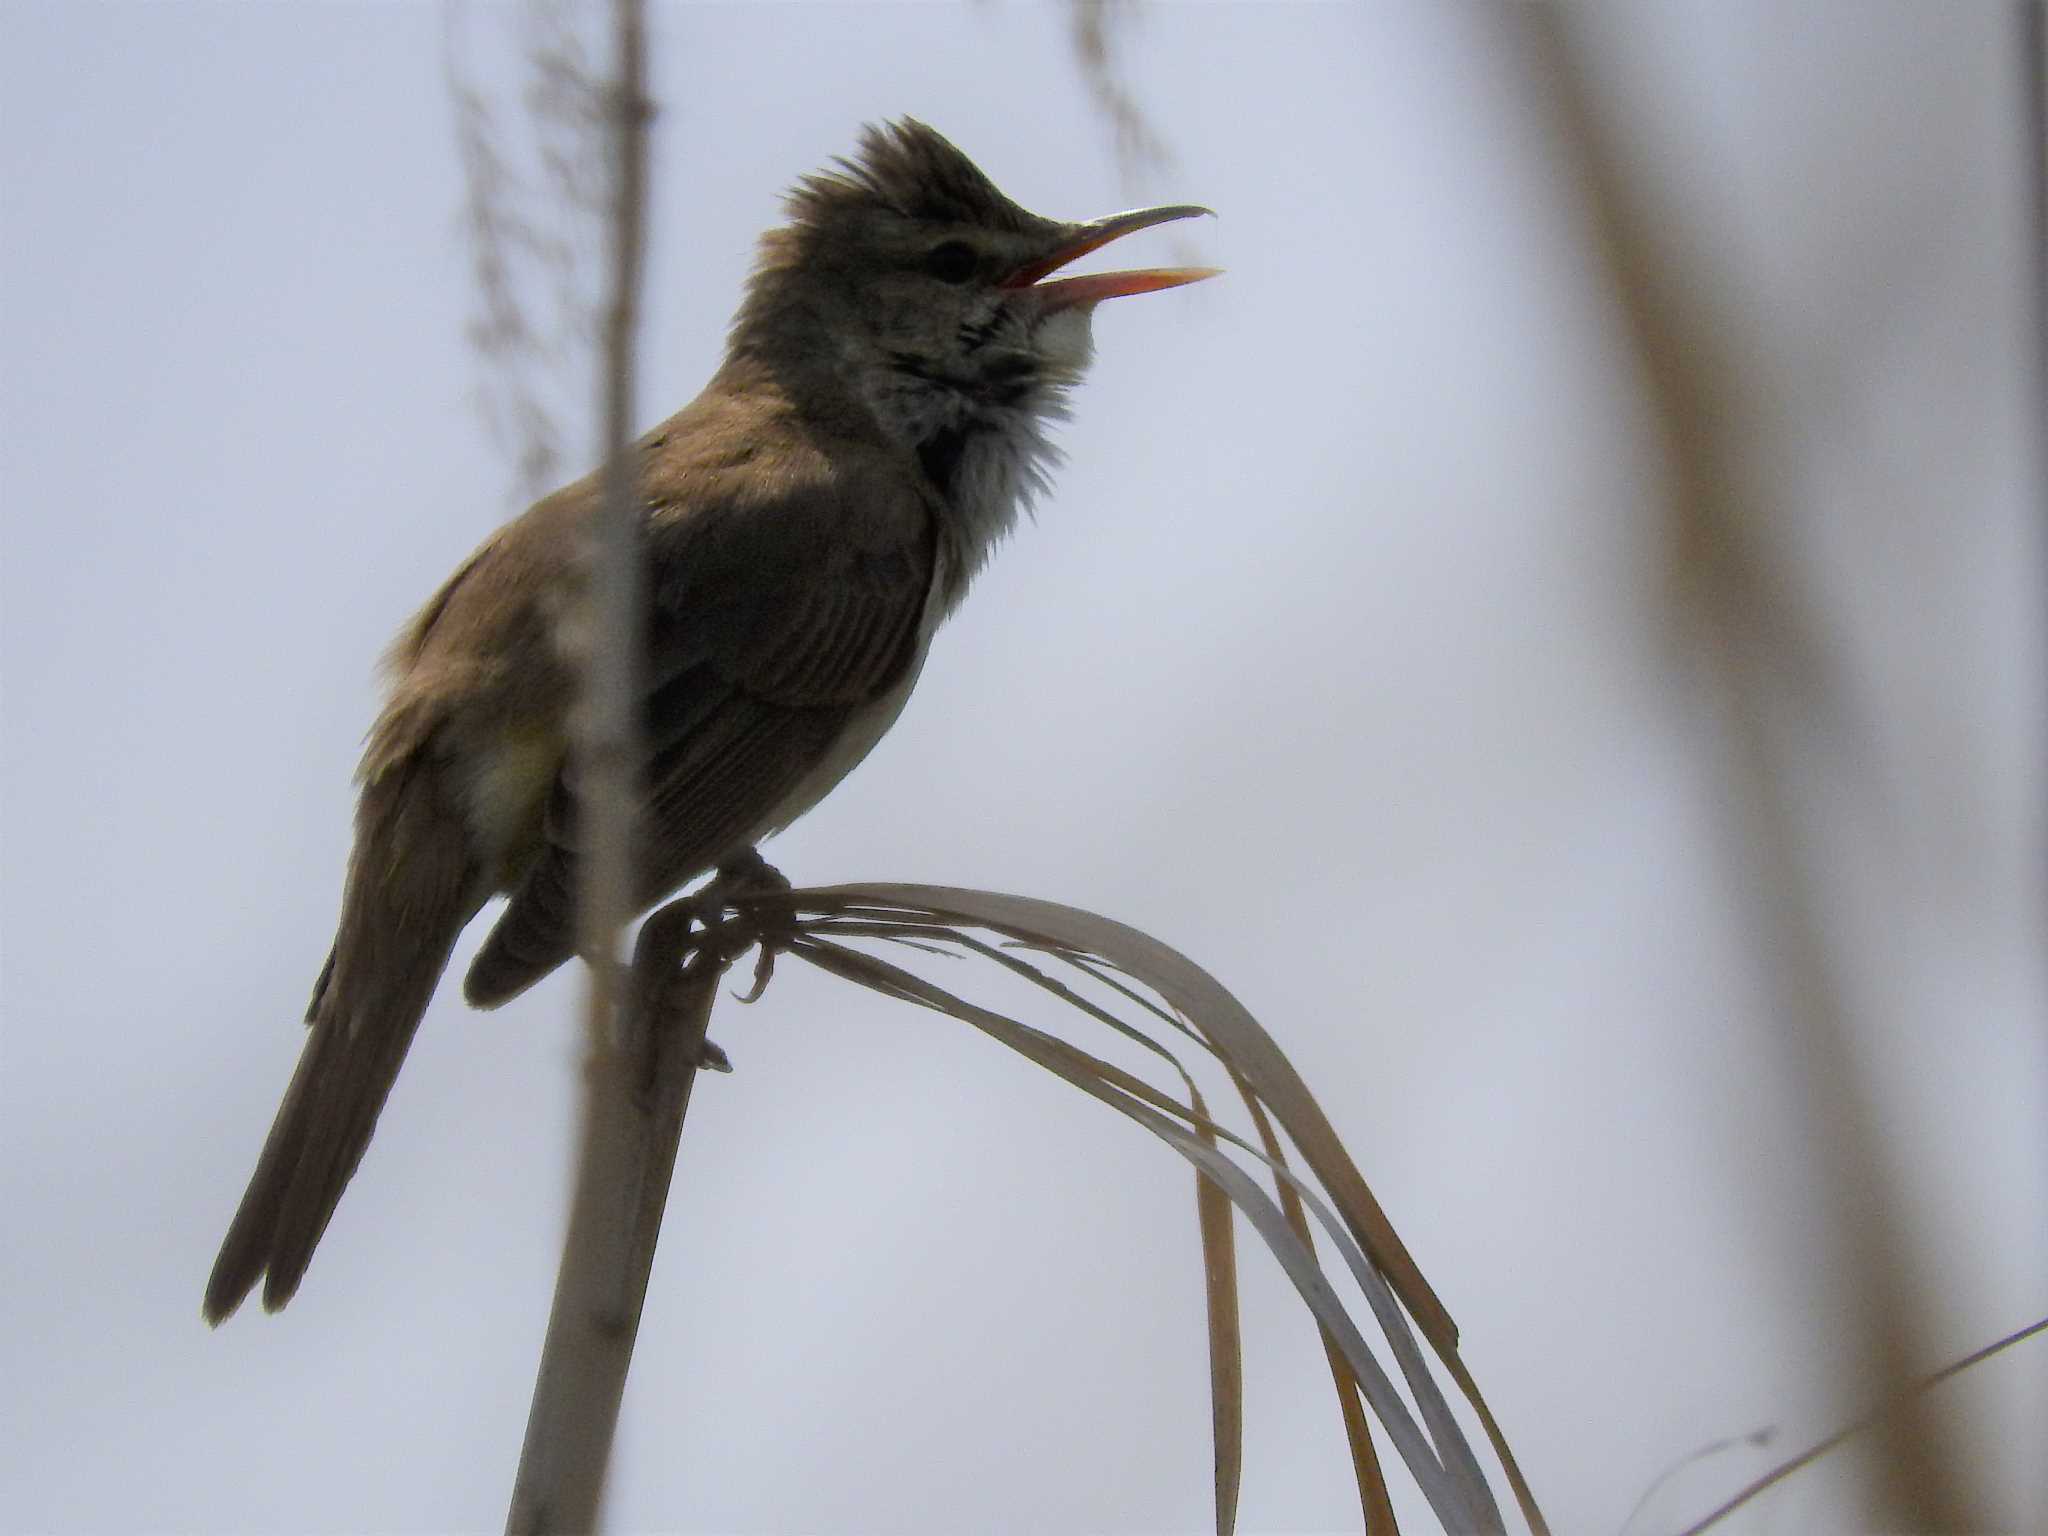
[3,3,2043,1532]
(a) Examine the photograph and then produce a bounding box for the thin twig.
[1673,1315,2048,1536]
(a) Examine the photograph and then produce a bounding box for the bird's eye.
[923,241,978,284]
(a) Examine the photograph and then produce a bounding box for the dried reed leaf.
[873,924,1248,1532]
[1006,940,1220,1060]
[1234,1076,1399,1534]
[805,886,1455,1338]
[791,885,1546,1533]
[1190,1080,1244,1536]
[1017,939,1377,1528]
[789,932,1495,1533]
[1013,946,1384,1527]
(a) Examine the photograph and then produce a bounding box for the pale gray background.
[2,3,2043,1532]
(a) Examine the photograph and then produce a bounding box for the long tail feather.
[204,764,474,1324]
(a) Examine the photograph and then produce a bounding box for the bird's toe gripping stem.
[631,851,799,1072]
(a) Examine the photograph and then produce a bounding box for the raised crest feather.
[788,118,1045,233]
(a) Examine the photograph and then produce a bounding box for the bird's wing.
[462,467,936,1007]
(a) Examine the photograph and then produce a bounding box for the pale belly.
[754,544,949,842]
[752,627,933,841]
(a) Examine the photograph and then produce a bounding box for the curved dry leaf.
[1233,1075,1399,1534]
[789,934,1492,1533]
[1189,1081,1243,1536]
[786,884,1546,1534]
[800,885,1456,1342]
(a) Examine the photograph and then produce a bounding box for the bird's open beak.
[1004,204,1220,310]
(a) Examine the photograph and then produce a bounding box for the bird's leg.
[628,852,794,1073]
[626,901,730,1079]
[710,847,791,906]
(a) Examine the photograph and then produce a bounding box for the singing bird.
[204,119,1215,1323]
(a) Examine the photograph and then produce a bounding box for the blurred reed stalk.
[569,0,648,1069]
[505,0,653,1529]
[2024,3,2047,433]
[1514,9,1978,1528]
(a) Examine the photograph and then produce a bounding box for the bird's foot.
[628,901,739,1076]
[705,850,797,1003]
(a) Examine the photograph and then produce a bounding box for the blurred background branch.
[504,0,653,1528]
[447,0,615,504]
[1516,10,1986,1527]
[2024,3,2048,589]
[1067,0,1173,199]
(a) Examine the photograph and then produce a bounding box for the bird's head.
[732,119,1215,457]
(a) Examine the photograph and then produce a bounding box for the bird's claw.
[705,850,797,1004]
[733,944,776,1005]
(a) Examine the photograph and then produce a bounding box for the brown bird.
[204,119,1215,1324]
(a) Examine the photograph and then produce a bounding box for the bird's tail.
[203,761,476,1325]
